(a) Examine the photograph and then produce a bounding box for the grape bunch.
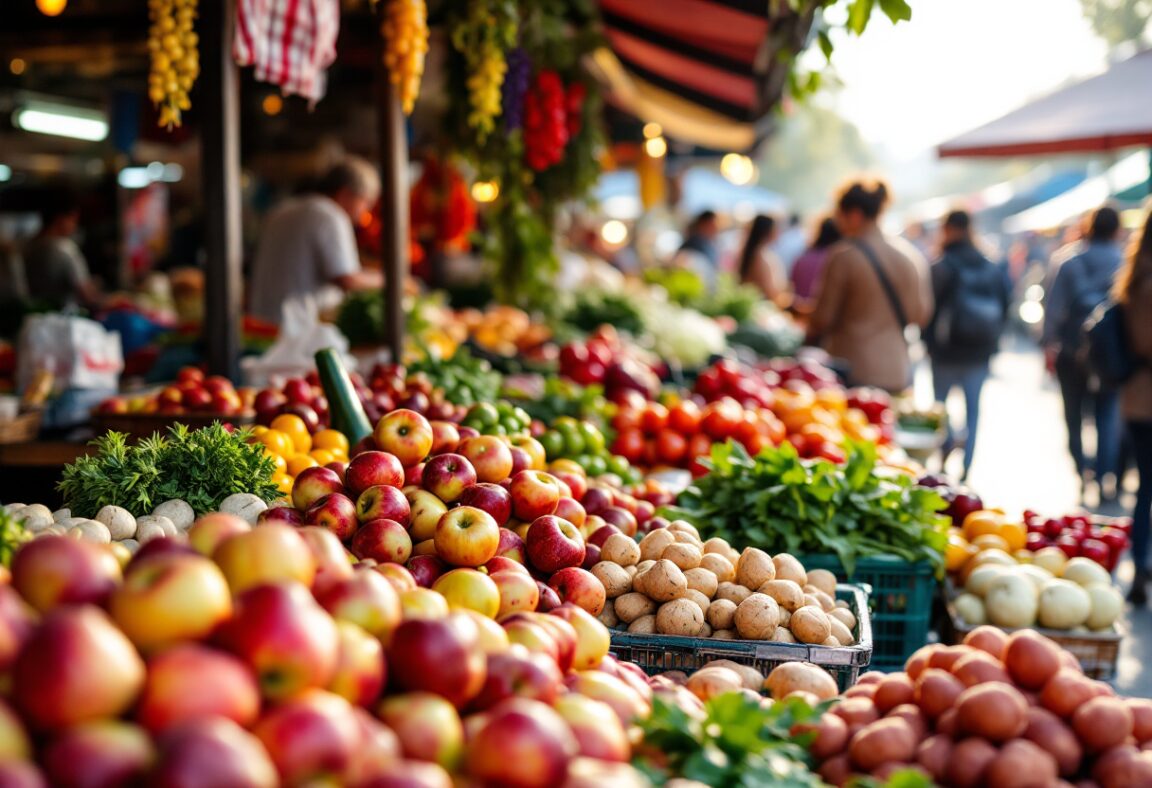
[450,0,516,141]
[381,0,429,115]
[501,48,531,132]
[147,0,199,129]
[523,70,569,171]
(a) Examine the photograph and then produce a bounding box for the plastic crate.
[608,584,872,692]
[796,555,936,671]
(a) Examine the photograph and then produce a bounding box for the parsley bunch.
[59,424,279,518]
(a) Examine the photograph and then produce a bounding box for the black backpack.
[1081,299,1143,388]
[933,257,1006,349]
[1058,255,1111,356]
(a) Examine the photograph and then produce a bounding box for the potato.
[811,590,836,612]
[759,579,805,612]
[685,667,743,701]
[765,662,838,701]
[699,553,735,583]
[835,599,850,610]
[699,622,713,638]
[736,548,776,590]
[684,567,719,598]
[636,560,655,574]
[734,593,780,640]
[672,530,703,548]
[702,537,731,555]
[829,617,854,645]
[804,594,821,609]
[614,593,657,624]
[773,626,796,643]
[624,565,638,578]
[806,568,837,597]
[591,562,632,598]
[137,515,178,538]
[68,521,111,544]
[52,508,71,523]
[668,520,700,540]
[642,560,688,603]
[713,629,735,640]
[779,608,792,628]
[706,599,737,630]
[135,520,167,544]
[656,599,704,636]
[680,589,711,615]
[821,637,839,647]
[627,615,656,634]
[772,553,808,586]
[601,533,641,566]
[95,506,136,541]
[704,660,764,691]
[830,607,857,630]
[597,604,620,629]
[715,582,752,606]
[153,500,195,531]
[791,606,833,645]
[219,493,268,525]
[662,542,702,571]
[725,548,742,567]
[639,529,676,562]
[632,567,652,596]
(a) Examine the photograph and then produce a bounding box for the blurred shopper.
[1042,206,1124,500]
[925,211,1012,480]
[249,157,383,324]
[738,214,787,304]
[1115,206,1152,604]
[674,210,721,291]
[807,179,932,393]
[790,217,841,310]
[774,213,807,274]
[22,192,98,311]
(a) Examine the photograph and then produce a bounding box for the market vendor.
[22,193,99,312]
[248,157,384,325]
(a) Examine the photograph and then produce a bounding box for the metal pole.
[375,11,408,362]
[200,0,242,380]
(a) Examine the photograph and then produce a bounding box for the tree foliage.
[1079,0,1152,48]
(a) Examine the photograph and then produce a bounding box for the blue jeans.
[1054,354,1122,483]
[932,361,989,475]
[1129,421,1152,573]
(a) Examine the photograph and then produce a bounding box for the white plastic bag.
[16,314,123,394]
[241,300,354,386]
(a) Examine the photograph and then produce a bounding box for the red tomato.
[700,398,743,440]
[612,406,644,434]
[642,439,660,467]
[640,403,669,434]
[732,421,765,455]
[655,429,688,465]
[611,428,646,463]
[667,400,702,435]
[815,441,847,463]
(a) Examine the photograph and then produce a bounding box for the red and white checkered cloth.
[234,0,340,104]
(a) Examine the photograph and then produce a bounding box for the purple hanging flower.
[502,48,531,131]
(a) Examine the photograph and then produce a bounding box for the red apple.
[509,471,563,521]
[296,526,354,591]
[137,644,260,733]
[377,692,463,768]
[283,402,320,433]
[254,389,287,424]
[433,569,501,618]
[345,451,405,498]
[359,760,452,788]
[109,552,233,652]
[471,645,564,711]
[406,554,447,588]
[216,582,338,701]
[292,466,344,511]
[13,606,145,730]
[434,506,500,567]
[187,513,252,556]
[350,518,413,564]
[599,507,638,537]
[550,604,611,669]
[422,453,478,503]
[346,708,402,785]
[177,367,205,386]
[152,718,277,788]
[327,621,386,707]
[404,462,425,487]
[531,614,578,673]
[375,409,434,467]
[374,562,417,593]
[509,446,533,476]
[252,689,360,786]
[256,506,303,528]
[484,555,529,576]
[42,719,153,788]
[0,585,36,672]
[464,698,578,788]
[552,471,587,502]
[305,493,359,542]
[10,536,121,613]
[399,587,450,620]
[580,543,601,570]
[459,482,513,526]
[563,671,649,728]
[356,484,411,525]
[587,524,621,547]
[182,387,212,411]
[554,497,587,529]
[548,568,605,617]
[552,694,629,762]
[325,461,349,483]
[126,538,197,572]
[406,489,448,542]
[315,570,402,641]
[502,617,560,664]
[386,613,486,708]
[491,570,541,618]
[459,436,515,484]
[430,421,461,456]
[581,488,612,515]
[525,516,585,573]
[0,761,45,788]
[535,581,562,612]
[213,524,317,593]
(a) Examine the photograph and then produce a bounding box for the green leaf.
[846,0,875,34]
[817,30,834,61]
[878,0,913,23]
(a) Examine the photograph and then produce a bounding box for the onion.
[873,673,915,714]
[849,718,918,772]
[963,624,1009,659]
[951,650,1011,687]
[1024,706,1083,778]
[914,668,965,719]
[947,737,998,788]
[984,739,1059,788]
[916,735,953,781]
[956,683,1029,741]
[1073,697,1134,754]
[1004,629,1063,690]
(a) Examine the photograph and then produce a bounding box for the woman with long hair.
[789,216,842,310]
[738,214,787,303]
[1118,204,1152,604]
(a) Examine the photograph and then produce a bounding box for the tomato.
[814,441,846,463]
[654,429,688,464]
[611,428,646,464]
[732,421,765,456]
[612,405,644,434]
[700,398,743,440]
[640,403,669,434]
[799,422,841,445]
[760,412,787,445]
[667,400,702,435]
[694,368,723,400]
[642,439,660,467]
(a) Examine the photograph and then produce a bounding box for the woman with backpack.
[1115,206,1152,605]
[925,211,1012,481]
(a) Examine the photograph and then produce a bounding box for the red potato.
[984,739,1059,788]
[817,753,853,787]
[1042,669,1104,719]
[843,683,877,701]
[1073,697,1134,754]
[914,668,965,719]
[1004,630,1063,690]
[956,683,1029,742]
[936,708,958,736]
[873,674,914,714]
[855,671,885,686]
[904,645,941,681]
[873,762,930,781]
[928,644,971,673]
[1024,706,1083,778]
[833,697,879,729]
[803,713,849,760]
[947,737,998,788]
[916,735,953,782]
[951,650,1012,687]
[885,704,928,742]
[848,718,917,773]
[963,625,1009,659]
[1092,745,1152,788]
[1126,699,1152,743]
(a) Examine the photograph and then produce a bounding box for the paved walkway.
[918,338,1150,697]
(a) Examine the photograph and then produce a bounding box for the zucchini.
[314,348,373,446]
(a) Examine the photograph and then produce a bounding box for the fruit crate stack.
[609,584,873,692]
[796,555,935,671]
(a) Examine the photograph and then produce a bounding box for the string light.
[262,94,283,116]
[642,122,662,139]
[36,0,67,16]
[9,59,26,76]
[720,153,756,186]
[643,136,667,158]
[471,181,500,203]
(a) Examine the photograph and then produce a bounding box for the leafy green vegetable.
[58,424,280,518]
[664,441,949,575]
[633,693,825,787]
[407,347,502,407]
[562,290,646,337]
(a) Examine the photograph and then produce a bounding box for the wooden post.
[375,10,407,362]
[200,0,243,381]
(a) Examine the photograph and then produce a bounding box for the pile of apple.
[804,625,1152,787]
[0,513,657,786]
[1022,509,1132,572]
[252,374,330,434]
[557,330,662,402]
[96,367,251,418]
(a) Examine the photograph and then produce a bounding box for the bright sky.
[822,0,1110,156]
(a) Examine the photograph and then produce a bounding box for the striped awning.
[593,0,813,150]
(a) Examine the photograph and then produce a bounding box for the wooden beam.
[375,7,408,362]
[200,0,242,380]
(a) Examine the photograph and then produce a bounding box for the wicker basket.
[939,586,1122,680]
[92,412,254,440]
[0,411,42,444]
[609,584,872,691]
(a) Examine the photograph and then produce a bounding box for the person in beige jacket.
[806,179,933,393]
[1116,205,1152,604]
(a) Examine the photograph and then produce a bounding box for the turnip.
[219,493,268,525]
[1038,579,1091,629]
[1084,583,1123,629]
[1062,557,1111,588]
[16,504,53,532]
[986,573,1038,628]
[67,520,111,544]
[135,517,172,543]
[95,505,137,541]
[2,503,25,516]
[120,538,140,554]
[152,500,195,531]
[52,508,71,523]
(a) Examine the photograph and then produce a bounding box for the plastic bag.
[241,300,354,386]
[16,314,123,395]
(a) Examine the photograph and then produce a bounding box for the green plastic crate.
[796,555,936,670]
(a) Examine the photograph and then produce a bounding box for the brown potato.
[702,537,731,555]
[806,568,837,597]
[656,598,705,636]
[642,559,688,602]
[831,607,857,631]
[704,659,764,691]
[713,629,735,640]
[734,593,781,640]
[699,553,735,583]
[684,567,719,598]
[668,520,700,540]
[773,626,796,643]
[627,614,656,634]
[662,542,702,571]
[829,616,855,646]
[759,579,805,612]
[685,667,743,701]
[736,548,776,590]
[772,553,808,586]
[591,561,632,598]
[614,592,656,623]
[764,662,838,701]
[598,604,620,629]
[680,588,712,616]
[706,599,738,631]
[715,582,752,606]
[791,606,833,645]
[639,529,676,562]
[600,533,641,566]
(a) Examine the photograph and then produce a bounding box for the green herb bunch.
[664,440,949,575]
[58,424,280,518]
[0,509,32,566]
